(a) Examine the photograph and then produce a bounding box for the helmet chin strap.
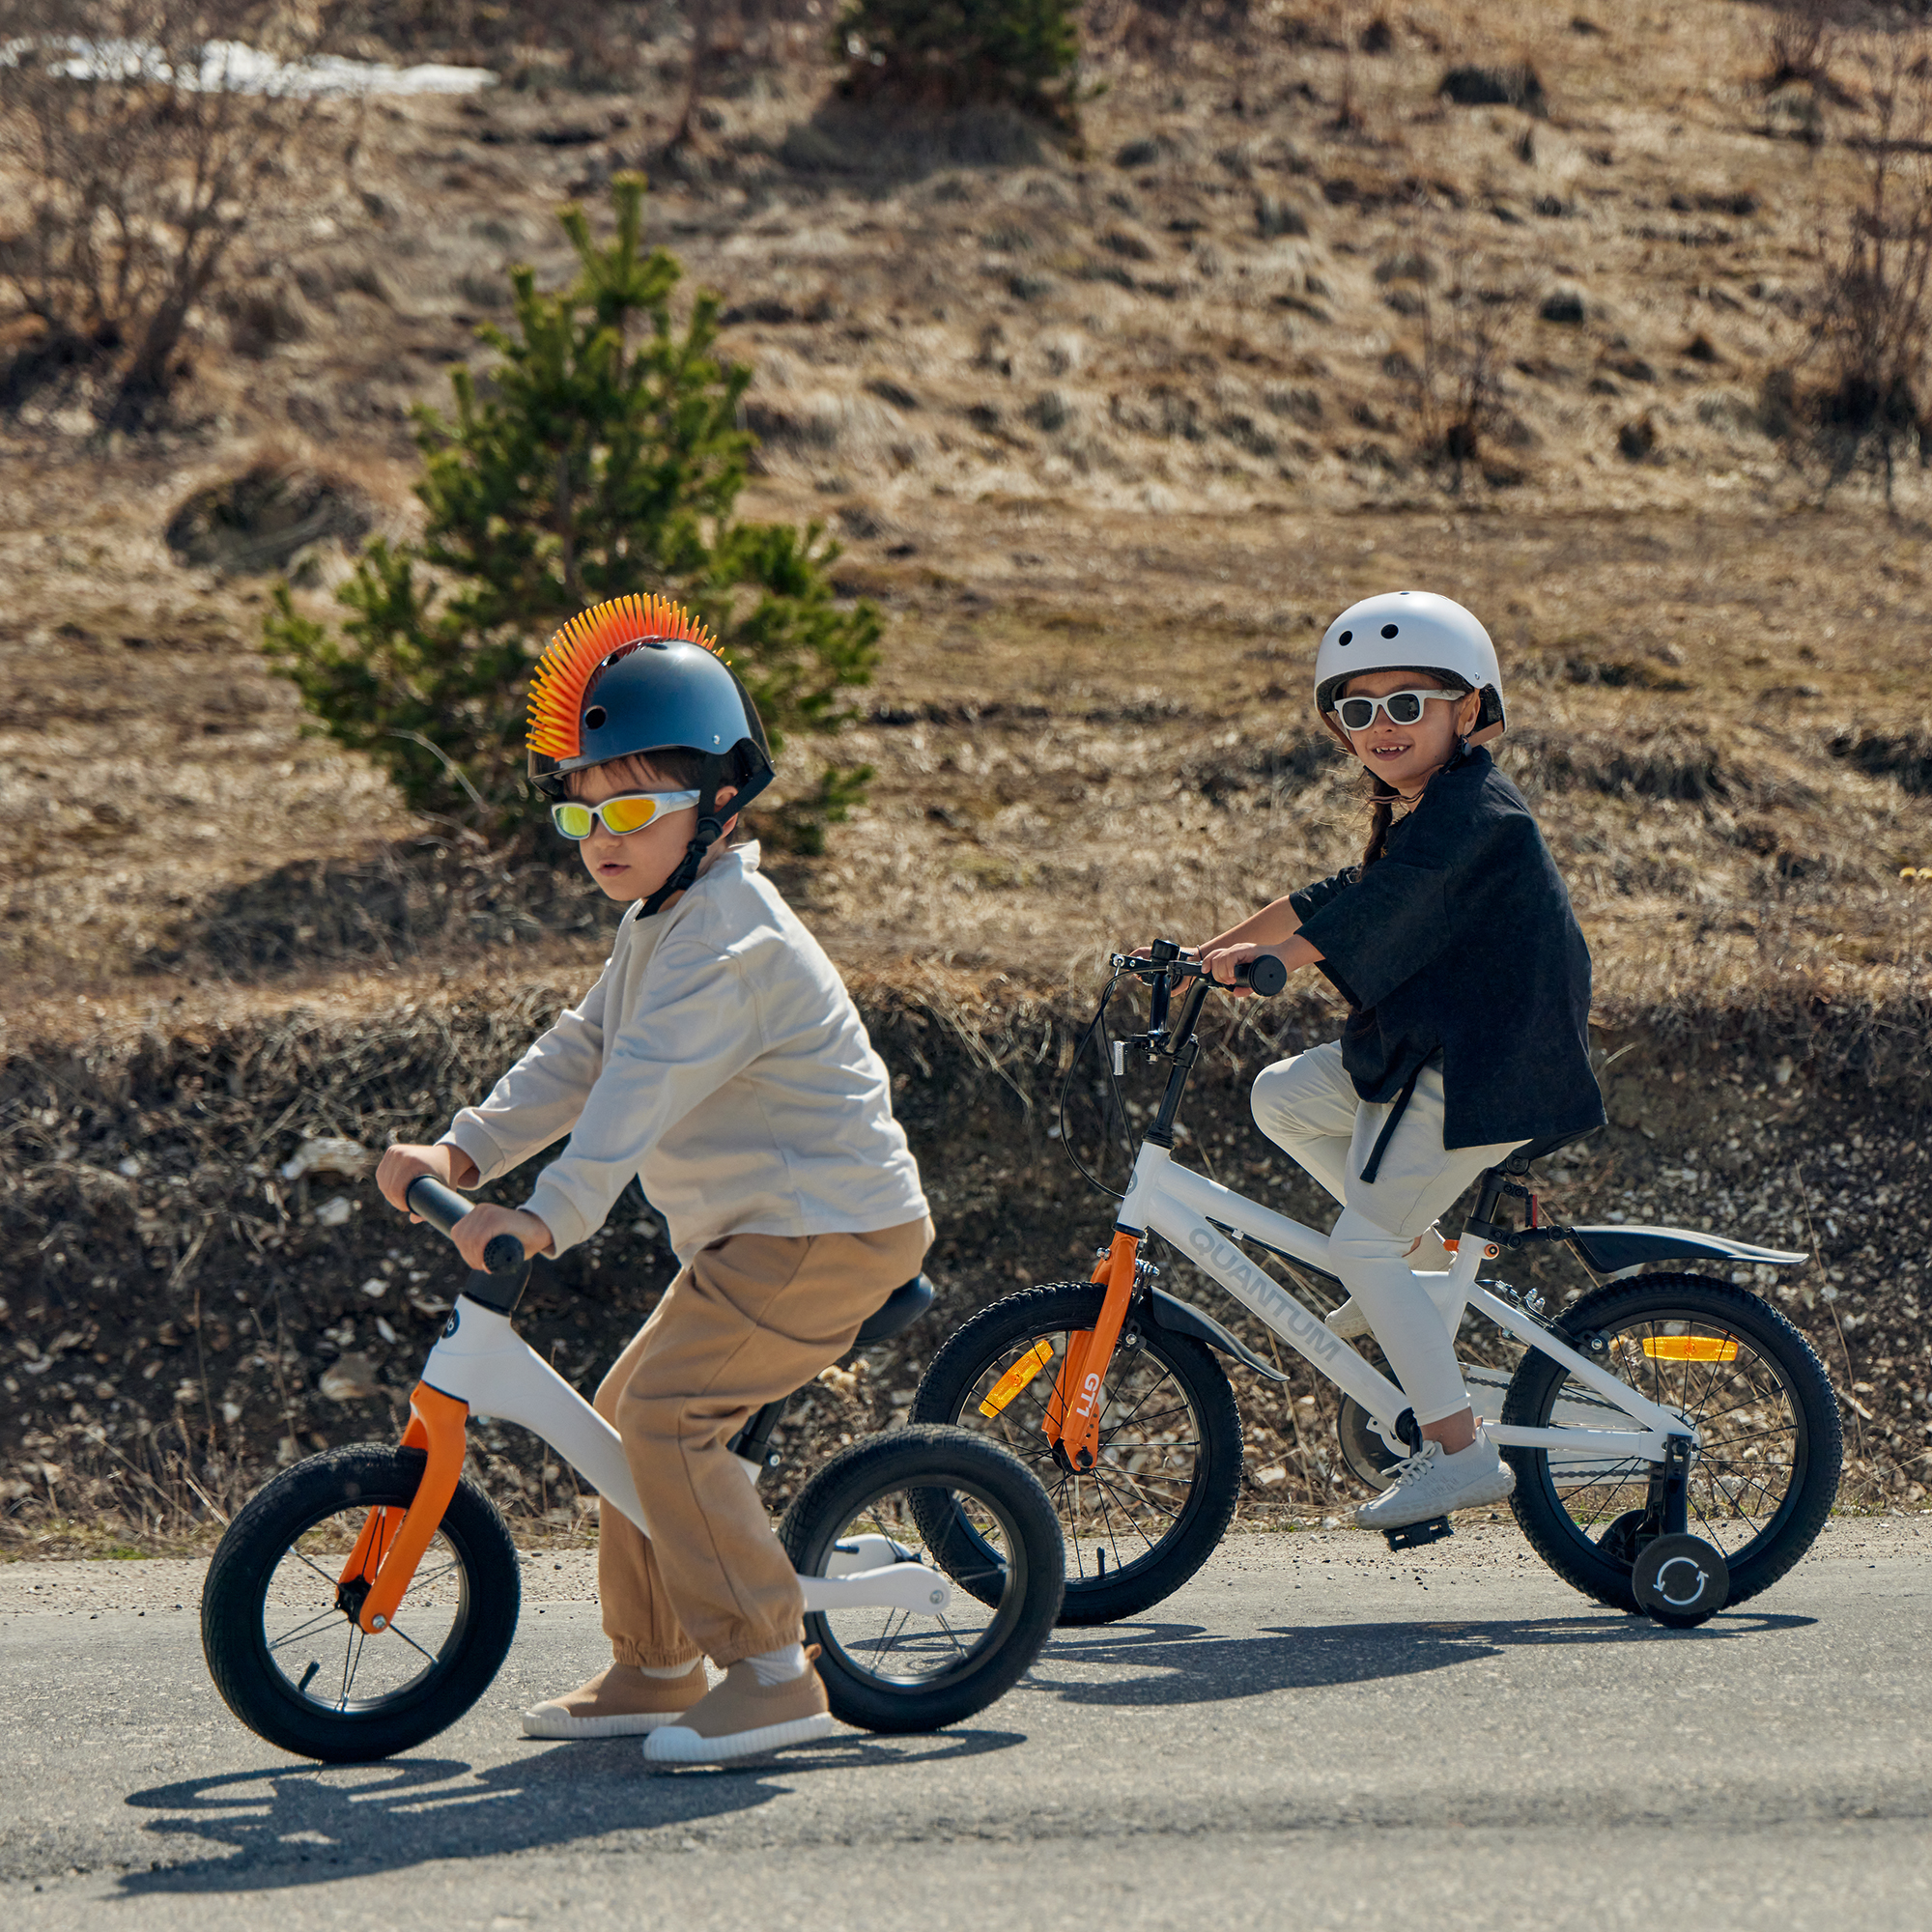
[636,758,777,918]
[640,813,724,919]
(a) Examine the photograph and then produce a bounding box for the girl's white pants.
[1250,1042,1525,1426]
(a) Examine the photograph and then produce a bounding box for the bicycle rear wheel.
[912,1282,1243,1626]
[202,1444,520,1763]
[780,1426,1064,1734]
[1501,1273,1841,1614]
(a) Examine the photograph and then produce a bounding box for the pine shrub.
[263,175,879,852]
[838,0,1079,117]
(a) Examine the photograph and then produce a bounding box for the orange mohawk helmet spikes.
[526,594,717,760]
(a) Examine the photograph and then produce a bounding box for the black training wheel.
[912,1282,1243,1625]
[1633,1533,1730,1628]
[1501,1273,1840,1615]
[202,1445,520,1763]
[780,1425,1064,1735]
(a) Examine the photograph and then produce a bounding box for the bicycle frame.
[1047,958,1693,1477]
[1116,1140,1687,1460]
[342,1296,955,1635]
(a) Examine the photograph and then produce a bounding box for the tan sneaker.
[521,1662,708,1740]
[642,1652,835,1764]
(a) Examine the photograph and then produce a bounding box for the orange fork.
[1044,1230,1141,1472]
[338,1382,469,1636]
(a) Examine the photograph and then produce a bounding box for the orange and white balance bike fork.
[338,1296,955,1635]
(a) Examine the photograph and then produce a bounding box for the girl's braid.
[1359,779,1401,871]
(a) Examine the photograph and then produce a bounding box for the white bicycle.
[914,943,1843,1631]
[202,1179,1065,1762]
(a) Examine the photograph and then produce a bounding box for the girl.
[1196,590,1604,1529]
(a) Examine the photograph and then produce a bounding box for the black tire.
[780,1426,1064,1735]
[202,1445,521,1763]
[1500,1273,1842,1615]
[912,1282,1243,1626]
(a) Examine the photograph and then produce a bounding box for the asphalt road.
[3,1517,1928,1931]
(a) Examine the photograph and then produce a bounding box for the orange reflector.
[1641,1336,1739,1362]
[980,1338,1055,1417]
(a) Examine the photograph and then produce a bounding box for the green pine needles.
[263,174,880,853]
[838,0,1079,117]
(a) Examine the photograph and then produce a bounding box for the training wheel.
[1596,1509,1648,1569]
[1632,1533,1729,1628]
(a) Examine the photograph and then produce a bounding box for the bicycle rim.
[258,1503,472,1719]
[954,1326,1208,1592]
[802,1473,1033,1696]
[1528,1308,1809,1567]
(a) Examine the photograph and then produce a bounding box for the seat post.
[1470,1166,1508,1228]
[727,1396,791,1474]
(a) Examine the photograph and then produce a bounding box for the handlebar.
[1108,946,1288,998]
[405,1175,527,1276]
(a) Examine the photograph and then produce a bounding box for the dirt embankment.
[3,973,1927,1554]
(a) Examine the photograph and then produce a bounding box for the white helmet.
[1314,591,1505,747]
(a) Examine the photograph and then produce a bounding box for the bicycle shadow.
[1030,1607,1815,1707]
[116,1726,1025,1895]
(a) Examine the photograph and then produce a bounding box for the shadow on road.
[116,1726,1026,1894]
[1031,1608,1815,1706]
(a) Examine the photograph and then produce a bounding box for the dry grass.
[5,4,1932,1540]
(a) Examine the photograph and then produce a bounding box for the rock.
[314,1195,354,1228]
[281,1138,374,1181]
[320,1354,382,1403]
[357,1276,388,1298]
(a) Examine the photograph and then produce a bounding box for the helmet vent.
[1337,629,1352,645]
[1380,623,1399,638]
[582,705,607,730]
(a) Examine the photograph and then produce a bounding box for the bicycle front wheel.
[201,1444,521,1763]
[1500,1273,1842,1614]
[780,1426,1064,1734]
[912,1282,1243,1625]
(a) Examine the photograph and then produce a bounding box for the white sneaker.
[1325,1230,1457,1340]
[1352,1435,1515,1532]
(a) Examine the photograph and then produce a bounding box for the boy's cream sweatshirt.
[440,843,927,1264]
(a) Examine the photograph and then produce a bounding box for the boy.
[377,594,931,1764]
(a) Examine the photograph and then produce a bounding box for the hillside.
[2,3,1930,1544]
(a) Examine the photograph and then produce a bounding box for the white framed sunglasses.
[1333,687,1466,732]
[550,789,701,839]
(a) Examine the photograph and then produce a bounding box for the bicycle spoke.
[1085,1468,1167,1550]
[339,1626,365,1708]
[385,1619,440,1665]
[288,1546,349,1592]
[1087,1461,1184,1523]
[266,1607,353,1655]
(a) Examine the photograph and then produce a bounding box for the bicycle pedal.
[1382,1516,1455,1553]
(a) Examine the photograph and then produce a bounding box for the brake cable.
[1058,968,1138,1202]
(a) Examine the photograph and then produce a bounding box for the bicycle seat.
[1497,1128,1599,1176]
[853,1275,934,1347]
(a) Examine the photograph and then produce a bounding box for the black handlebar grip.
[482,1233,527,1275]
[405,1175,473,1236]
[1235,953,1288,997]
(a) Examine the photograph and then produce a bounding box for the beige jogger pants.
[592,1216,933,1669]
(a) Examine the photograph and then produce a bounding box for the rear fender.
[1565,1225,1808,1276]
